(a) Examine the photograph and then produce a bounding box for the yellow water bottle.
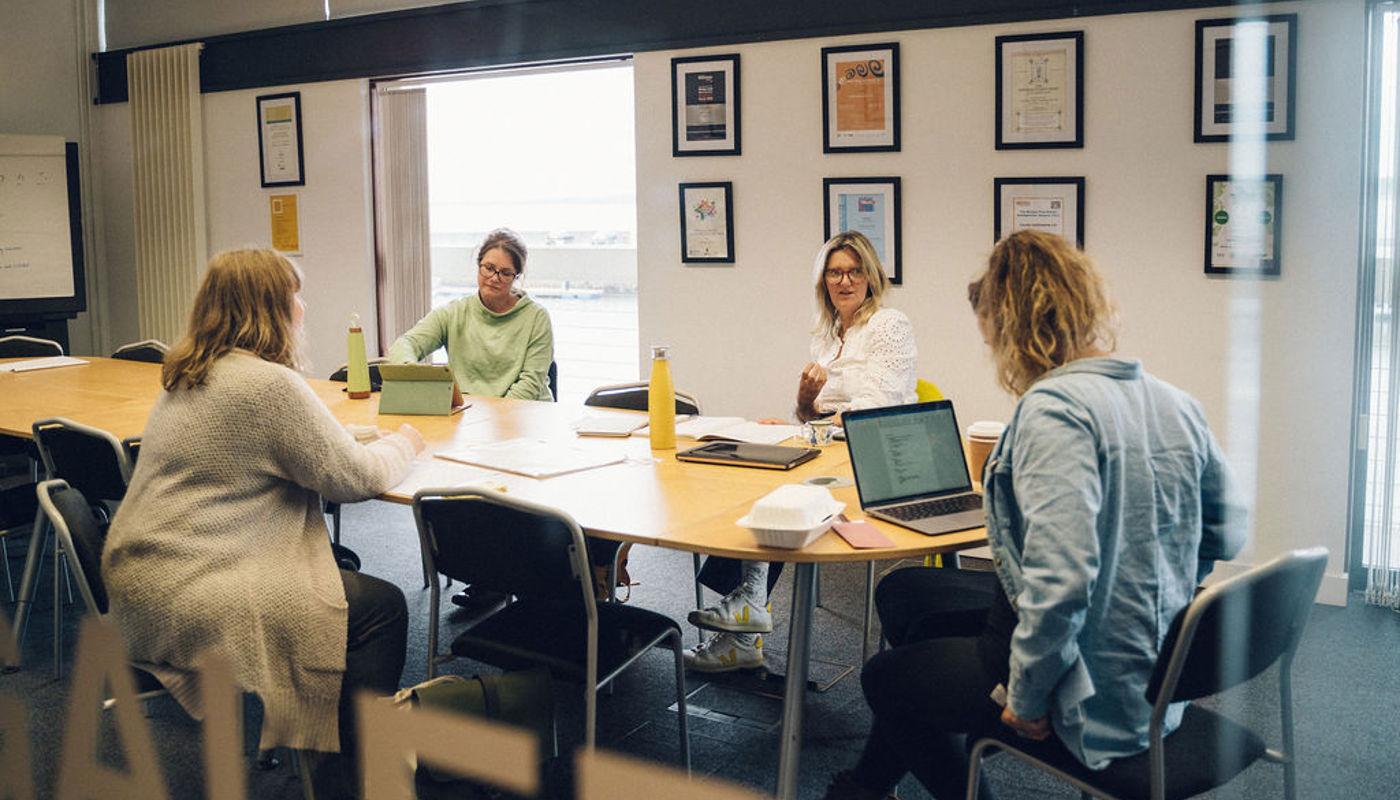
[648,345,676,450]
[347,313,371,399]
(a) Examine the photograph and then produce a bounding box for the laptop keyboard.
[883,493,983,520]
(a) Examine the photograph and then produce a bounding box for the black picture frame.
[671,54,741,157]
[257,92,305,187]
[821,42,900,153]
[1194,14,1297,143]
[678,181,735,263]
[1205,173,1282,276]
[993,177,1086,247]
[995,31,1084,150]
[823,177,902,285]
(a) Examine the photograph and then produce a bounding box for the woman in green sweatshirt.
[388,228,554,402]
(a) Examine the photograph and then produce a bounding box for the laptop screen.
[842,400,973,507]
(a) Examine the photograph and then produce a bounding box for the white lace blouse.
[810,307,919,415]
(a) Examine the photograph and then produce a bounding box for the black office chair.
[34,479,158,688]
[965,546,1328,800]
[584,382,701,416]
[547,361,558,402]
[32,417,133,516]
[327,357,387,391]
[110,339,169,363]
[28,418,135,676]
[0,335,64,358]
[412,487,690,768]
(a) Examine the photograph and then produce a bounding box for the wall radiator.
[372,86,432,353]
[126,43,206,347]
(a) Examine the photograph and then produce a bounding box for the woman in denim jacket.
[823,231,1247,800]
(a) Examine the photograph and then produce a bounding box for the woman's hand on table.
[395,423,426,455]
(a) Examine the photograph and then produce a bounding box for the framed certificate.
[1205,174,1282,276]
[679,181,735,263]
[821,43,900,153]
[257,92,305,188]
[994,177,1085,247]
[671,54,740,157]
[1194,15,1297,143]
[823,177,902,284]
[996,31,1083,149]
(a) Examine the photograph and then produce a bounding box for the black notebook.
[675,441,821,470]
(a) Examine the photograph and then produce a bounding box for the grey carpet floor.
[4,499,1399,799]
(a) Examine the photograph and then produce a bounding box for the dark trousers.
[851,566,1067,798]
[696,556,783,596]
[874,566,997,647]
[315,569,408,798]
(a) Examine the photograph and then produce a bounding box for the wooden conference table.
[2,357,987,798]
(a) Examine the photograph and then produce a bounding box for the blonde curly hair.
[968,231,1118,396]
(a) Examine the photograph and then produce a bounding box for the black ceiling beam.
[93,0,1241,104]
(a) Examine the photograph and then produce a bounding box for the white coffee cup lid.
[968,420,1006,439]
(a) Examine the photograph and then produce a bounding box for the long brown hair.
[968,231,1118,395]
[161,249,304,391]
[811,231,892,338]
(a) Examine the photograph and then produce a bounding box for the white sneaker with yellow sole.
[687,591,773,633]
[683,632,763,673]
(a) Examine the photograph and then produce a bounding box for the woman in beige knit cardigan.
[102,249,425,798]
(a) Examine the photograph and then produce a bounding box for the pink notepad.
[833,519,895,549]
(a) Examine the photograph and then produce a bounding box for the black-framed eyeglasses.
[479,264,519,281]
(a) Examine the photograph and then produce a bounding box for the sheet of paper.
[435,438,625,479]
[1,356,87,372]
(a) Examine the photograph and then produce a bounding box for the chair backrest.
[328,358,386,388]
[584,382,701,415]
[32,418,134,503]
[547,361,559,402]
[915,378,944,402]
[110,339,169,363]
[0,335,64,358]
[1147,547,1328,705]
[36,479,109,615]
[413,488,593,611]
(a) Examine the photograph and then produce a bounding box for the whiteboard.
[0,134,83,315]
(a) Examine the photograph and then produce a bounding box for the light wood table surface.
[3,357,986,797]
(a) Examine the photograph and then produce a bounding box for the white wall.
[96,79,380,376]
[635,0,1363,602]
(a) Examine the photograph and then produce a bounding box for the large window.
[424,62,638,405]
[1353,3,1400,608]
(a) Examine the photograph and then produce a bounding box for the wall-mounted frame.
[1194,14,1297,143]
[257,92,305,187]
[671,54,740,157]
[821,43,900,153]
[679,181,734,263]
[996,31,1083,149]
[823,177,902,284]
[1205,173,1282,276]
[994,177,1085,247]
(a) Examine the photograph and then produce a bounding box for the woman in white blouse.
[685,231,918,673]
[796,231,918,421]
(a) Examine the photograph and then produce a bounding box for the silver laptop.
[841,400,986,536]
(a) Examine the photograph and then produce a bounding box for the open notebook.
[636,416,800,446]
